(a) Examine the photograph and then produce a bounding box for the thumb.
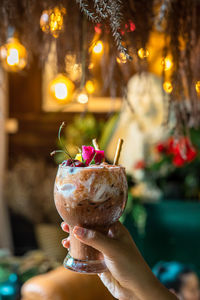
[73,226,117,256]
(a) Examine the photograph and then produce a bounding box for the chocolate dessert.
[52,125,127,273]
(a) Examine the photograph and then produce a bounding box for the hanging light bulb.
[163,81,173,94]
[195,81,200,94]
[77,89,89,104]
[92,41,104,54]
[137,48,149,59]
[49,73,74,103]
[40,6,66,38]
[161,56,173,71]
[0,37,27,72]
[85,80,95,94]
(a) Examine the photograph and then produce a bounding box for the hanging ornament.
[40,6,66,38]
[49,73,74,103]
[0,37,27,72]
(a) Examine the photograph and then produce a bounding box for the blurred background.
[0,0,200,299]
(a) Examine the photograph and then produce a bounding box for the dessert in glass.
[53,128,127,274]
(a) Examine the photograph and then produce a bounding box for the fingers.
[61,222,69,233]
[73,226,118,256]
[62,237,70,248]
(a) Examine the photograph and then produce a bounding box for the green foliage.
[54,113,104,164]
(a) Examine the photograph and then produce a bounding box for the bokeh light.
[92,41,104,54]
[0,37,27,72]
[138,48,149,59]
[163,81,173,94]
[77,92,89,104]
[195,81,200,94]
[40,6,66,38]
[85,80,95,94]
[49,74,74,103]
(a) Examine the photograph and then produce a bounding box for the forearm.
[127,247,178,300]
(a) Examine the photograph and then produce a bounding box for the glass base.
[64,253,107,274]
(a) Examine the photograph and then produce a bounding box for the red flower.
[134,160,146,170]
[172,155,185,167]
[166,136,197,167]
[186,147,197,161]
[156,143,166,153]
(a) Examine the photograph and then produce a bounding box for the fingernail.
[73,227,86,237]
[62,239,66,245]
[61,222,64,229]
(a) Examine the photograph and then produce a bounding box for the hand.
[61,222,178,300]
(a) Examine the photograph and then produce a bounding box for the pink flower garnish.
[82,146,95,165]
[82,146,105,166]
[94,150,104,164]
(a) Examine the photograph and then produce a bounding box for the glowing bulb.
[138,48,149,59]
[0,37,27,71]
[85,80,95,94]
[7,48,19,66]
[161,57,173,71]
[92,41,103,54]
[116,52,127,64]
[49,74,74,103]
[195,81,200,94]
[77,93,88,104]
[54,83,68,100]
[163,81,173,94]
[40,6,66,38]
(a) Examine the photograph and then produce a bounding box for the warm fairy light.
[0,37,27,71]
[85,80,95,94]
[137,48,149,59]
[161,57,173,71]
[163,81,173,94]
[77,92,89,104]
[195,81,200,94]
[40,6,66,38]
[88,62,94,70]
[92,41,103,54]
[116,52,127,64]
[54,83,68,100]
[49,74,74,102]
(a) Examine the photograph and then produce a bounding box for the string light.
[77,92,89,104]
[195,81,200,94]
[116,52,127,64]
[92,41,104,54]
[40,6,66,38]
[161,57,173,71]
[0,37,27,71]
[163,81,173,94]
[49,74,74,103]
[77,93,88,104]
[85,80,95,94]
[137,48,149,59]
